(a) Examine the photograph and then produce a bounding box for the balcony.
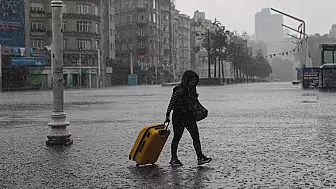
[64,31,100,38]
[46,30,101,39]
[137,35,147,41]
[137,4,146,10]
[47,13,101,22]
[30,28,47,36]
[30,10,46,14]
[137,19,148,26]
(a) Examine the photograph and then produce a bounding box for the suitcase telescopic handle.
[163,121,169,128]
[159,122,170,135]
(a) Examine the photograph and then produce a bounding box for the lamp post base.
[47,111,73,146]
[46,137,73,146]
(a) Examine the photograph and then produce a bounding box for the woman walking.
[165,70,212,166]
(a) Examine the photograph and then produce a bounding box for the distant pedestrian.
[165,70,211,166]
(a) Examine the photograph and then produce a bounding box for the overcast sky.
[176,0,335,36]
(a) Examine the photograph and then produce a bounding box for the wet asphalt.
[0,82,335,188]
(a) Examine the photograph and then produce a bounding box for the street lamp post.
[207,29,211,78]
[271,8,309,67]
[283,24,308,64]
[47,0,72,146]
[79,48,82,87]
[0,44,2,92]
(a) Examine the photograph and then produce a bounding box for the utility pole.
[47,0,72,146]
[168,0,174,81]
[79,48,82,88]
[98,49,101,88]
[207,29,211,78]
[0,44,2,92]
[155,58,158,84]
[130,52,133,74]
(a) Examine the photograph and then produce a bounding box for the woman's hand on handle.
[164,117,170,124]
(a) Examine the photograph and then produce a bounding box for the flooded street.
[1,82,336,188]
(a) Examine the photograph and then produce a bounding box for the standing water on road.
[0,82,335,188]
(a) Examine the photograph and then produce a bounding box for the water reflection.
[192,166,215,189]
[128,164,162,179]
[127,164,216,188]
[171,166,183,189]
[317,115,336,144]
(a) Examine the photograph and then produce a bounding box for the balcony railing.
[46,13,101,22]
[30,10,46,14]
[137,35,147,41]
[137,19,148,25]
[30,28,47,36]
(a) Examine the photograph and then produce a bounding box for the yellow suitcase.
[129,123,170,166]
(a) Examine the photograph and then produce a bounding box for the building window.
[110,14,113,22]
[77,4,89,14]
[153,13,156,23]
[164,37,169,44]
[30,3,44,12]
[62,4,67,13]
[122,43,126,51]
[95,23,99,34]
[32,40,44,48]
[163,25,168,32]
[94,6,99,16]
[164,13,169,20]
[121,15,126,23]
[153,0,156,9]
[139,29,144,36]
[140,15,145,21]
[31,21,44,31]
[95,40,99,49]
[62,21,66,31]
[77,39,91,50]
[63,39,67,49]
[139,42,145,48]
[77,21,91,32]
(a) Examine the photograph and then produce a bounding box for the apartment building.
[26,0,115,88]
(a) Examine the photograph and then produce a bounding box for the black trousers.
[171,113,203,159]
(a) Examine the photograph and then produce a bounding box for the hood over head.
[180,70,199,88]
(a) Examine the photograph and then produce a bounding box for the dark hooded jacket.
[166,70,200,119]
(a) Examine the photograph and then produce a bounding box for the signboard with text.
[11,57,45,67]
[128,74,138,85]
[302,67,320,89]
[0,0,25,47]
